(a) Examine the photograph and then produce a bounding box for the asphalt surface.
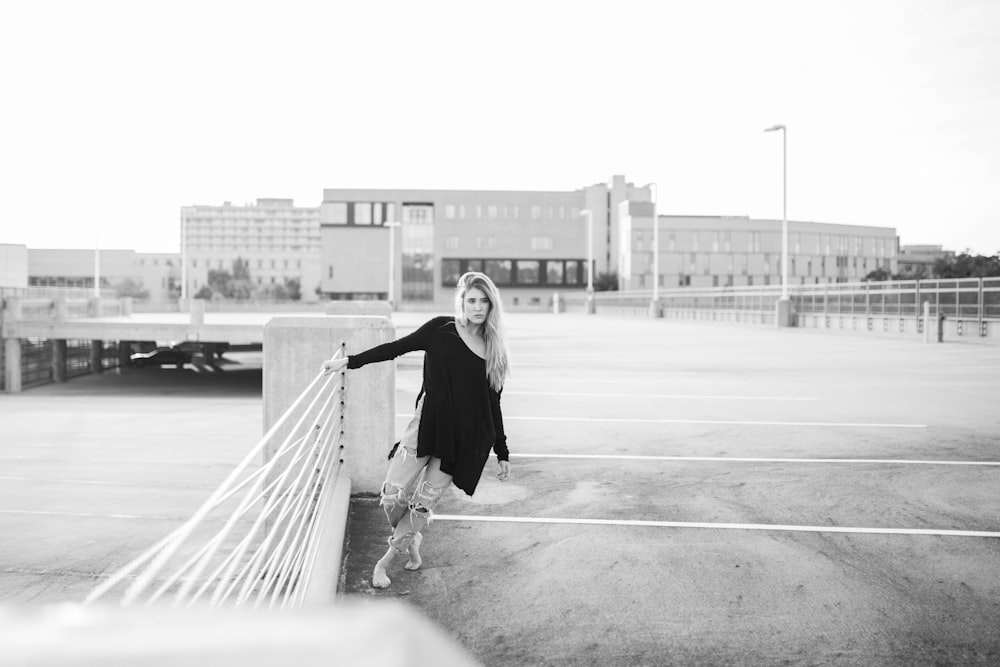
[2,315,999,665]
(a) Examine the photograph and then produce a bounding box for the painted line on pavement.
[511,453,999,466]
[0,509,201,521]
[433,514,1000,538]
[505,391,816,401]
[396,415,928,428]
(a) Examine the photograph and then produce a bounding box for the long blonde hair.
[454,272,510,391]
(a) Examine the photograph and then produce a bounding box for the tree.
[283,277,302,301]
[594,271,619,291]
[194,285,213,299]
[934,252,1000,278]
[113,278,149,300]
[863,268,892,282]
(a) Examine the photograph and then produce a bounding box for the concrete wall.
[263,316,395,494]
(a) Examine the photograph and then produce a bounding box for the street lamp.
[650,183,658,302]
[763,124,789,300]
[578,210,595,314]
[386,221,401,308]
[764,124,795,327]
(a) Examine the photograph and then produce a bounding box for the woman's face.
[463,286,491,325]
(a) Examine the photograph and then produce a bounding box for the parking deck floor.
[1,313,998,665]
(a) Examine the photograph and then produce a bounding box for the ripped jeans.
[380,396,453,555]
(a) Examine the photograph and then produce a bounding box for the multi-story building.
[619,211,899,289]
[180,198,321,302]
[319,176,653,306]
[897,244,954,279]
[0,244,28,289]
[21,248,178,300]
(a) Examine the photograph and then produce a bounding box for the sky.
[1,0,998,255]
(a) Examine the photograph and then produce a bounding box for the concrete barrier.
[263,316,395,494]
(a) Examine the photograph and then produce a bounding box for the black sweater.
[347,316,508,496]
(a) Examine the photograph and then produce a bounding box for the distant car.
[130,348,192,369]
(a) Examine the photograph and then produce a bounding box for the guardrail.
[559,277,1000,340]
[85,357,348,608]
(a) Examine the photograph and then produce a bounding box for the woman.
[321,272,511,588]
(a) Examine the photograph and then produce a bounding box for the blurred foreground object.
[0,600,479,667]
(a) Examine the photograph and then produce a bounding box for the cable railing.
[85,354,346,609]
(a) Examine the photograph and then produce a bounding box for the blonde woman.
[321,272,511,588]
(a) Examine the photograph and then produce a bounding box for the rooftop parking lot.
[2,312,998,665]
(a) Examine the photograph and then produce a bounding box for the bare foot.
[404,532,423,571]
[372,549,395,588]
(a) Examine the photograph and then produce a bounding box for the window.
[354,202,372,225]
[326,202,348,224]
[467,259,483,273]
[546,260,564,285]
[487,236,497,250]
[531,205,541,220]
[531,236,554,251]
[441,259,462,286]
[445,204,456,219]
[516,260,540,285]
[444,236,459,250]
[328,266,333,279]
[488,205,498,219]
[565,260,580,285]
[485,260,512,284]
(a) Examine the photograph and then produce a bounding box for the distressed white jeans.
[379,396,452,554]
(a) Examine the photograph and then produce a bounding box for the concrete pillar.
[552,293,562,314]
[775,297,795,327]
[119,341,132,369]
[90,340,104,374]
[648,298,663,318]
[190,299,205,326]
[586,291,596,315]
[51,339,67,382]
[4,338,22,394]
[263,316,395,494]
[120,296,133,316]
[88,298,101,317]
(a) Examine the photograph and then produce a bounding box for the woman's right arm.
[322,317,440,373]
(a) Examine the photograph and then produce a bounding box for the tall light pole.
[578,210,595,314]
[650,183,658,302]
[764,124,788,300]
[386,221,401,308]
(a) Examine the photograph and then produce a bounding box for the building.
[319,176,653,306]
[28,249,138,291]
[0,244,28,289]
[619,213,900,289]
[180,198,321,302]
[135,253,181,302]
[897,244,954,279]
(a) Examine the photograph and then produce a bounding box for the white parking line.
[505,391,816,401]
[434,514,1000,538]
[0,509,177,521]
[511,453,999,466]
[427,416,928,428]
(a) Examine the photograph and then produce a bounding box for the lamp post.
[764,124,792,326]
[649,183,661,318]
[386,221,401,308]
[578,210,595,314]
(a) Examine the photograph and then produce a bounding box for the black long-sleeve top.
[347,316,508,496]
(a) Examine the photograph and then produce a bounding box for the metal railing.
[85,356,346,609]
[562,277,1000,325]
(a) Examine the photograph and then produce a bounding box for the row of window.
[658,231,895,257]
[441,258,589,288]
[189,259,304,270]
[443,203,579,222]
[324,202,398,226]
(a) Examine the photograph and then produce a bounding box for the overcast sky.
[1,0,998,255]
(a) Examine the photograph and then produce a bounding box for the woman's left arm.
[491,388,510,481]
